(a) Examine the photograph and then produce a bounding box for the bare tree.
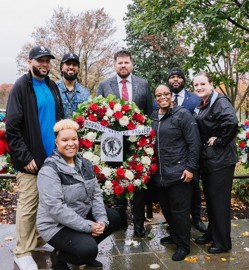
[16,7,118,92]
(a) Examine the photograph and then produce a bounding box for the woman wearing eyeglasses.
[151,84,201,261]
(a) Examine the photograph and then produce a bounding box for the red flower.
[94,165,101,175]
[88,114,98,122]
[97,108,107,117]
[116,168,125,178]
[113,111,123,120]
[138,137,148,147]
[98,173,107,182]
[142,175,149,184]
[89,103,99,111]
[239,141,246,148]
[109,101,116,109]
[245,120,249,126]
[0,167,7,174]
[74,116,85,128]
[127,184,135,193]
[114,185,125,196]
[100,120,110,127]
[122,104,131,113]
[246,132,249,139]
[132,112,145,123]
[81,139,93,149]
[150,163,157,174]
[127,122,136,130]
[0,140,8,155]
[0,130,6,139]
[150,129,156,137]
[135,164,143,173]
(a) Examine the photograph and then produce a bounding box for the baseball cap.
[167,67,185,82]
[29,46,55,60]
[61,53,80,64]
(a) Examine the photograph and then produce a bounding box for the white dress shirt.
[173,89,185,106]
[117,74,133,101]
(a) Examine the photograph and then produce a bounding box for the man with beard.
[166,67,207,233]
[96,50,153,237]
[57,53,90,118]
[6,45,64,270]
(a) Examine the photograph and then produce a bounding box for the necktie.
[121,79,129,101]
[174,94,178,105]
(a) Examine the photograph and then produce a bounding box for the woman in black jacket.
[193,71,238,254]
[152,84,201,261]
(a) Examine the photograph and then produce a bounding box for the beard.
[63,72,78,81]
[32,66,49,78]
[168,81,185,94]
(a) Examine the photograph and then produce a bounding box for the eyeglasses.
[155,92,171,98]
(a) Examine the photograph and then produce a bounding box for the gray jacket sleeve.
[37,166,93,233]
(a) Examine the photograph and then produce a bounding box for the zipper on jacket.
[156,120,163,186]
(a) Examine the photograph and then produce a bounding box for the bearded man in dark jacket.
[6,46,64,270]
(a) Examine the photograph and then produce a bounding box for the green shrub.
[233,178,249,203]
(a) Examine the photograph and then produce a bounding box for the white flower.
[0,122,5,130]
[119,116,129,126]
[82,151,94,161]
[0,155,8,170]
[241,153,248,163]
[84,131,97,142]
[105,108,114,117]
[145,147,154,155]
[102,167,112,177]
[92,155,100,165]
[238,131,246,140]
[134,179,141,186]
[128,135,137,142]
[125,169,134,180]
[113,103,122,112]
[141,156,151,166]
[104,180,113,189]
[103,116,108,120]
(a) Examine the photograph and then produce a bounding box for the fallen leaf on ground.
[4,236,14,241]
[184,256,198,263]
[231,223,239,227]
[205,256,211,260]
[221,258,227,261]
[242,231,249,237]
[230,258,235,261]
[244,247,249,252]
[150,264,160,269]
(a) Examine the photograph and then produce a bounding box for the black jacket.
[151,106,201,187]
[6,71,64,172]
[194,91,238,172]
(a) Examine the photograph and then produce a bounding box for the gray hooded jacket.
[36,150,108,241]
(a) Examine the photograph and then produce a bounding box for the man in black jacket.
[6,46,64,270]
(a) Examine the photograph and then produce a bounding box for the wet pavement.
[0,217,249,270]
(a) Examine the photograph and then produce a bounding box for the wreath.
[73,94,157,202]
[0,112,12,174]
[237,119,249,168]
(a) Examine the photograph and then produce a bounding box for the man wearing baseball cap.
[57,53,90,118]
[6,45,64,270]
[166,67,207,233]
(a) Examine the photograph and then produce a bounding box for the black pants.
[48,207,120,266]
[191,180,202,222]
[158,182,193,251]
[201,165,235,250]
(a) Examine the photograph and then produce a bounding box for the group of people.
[5,45,238,269]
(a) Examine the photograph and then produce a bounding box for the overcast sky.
[0,0,132,83]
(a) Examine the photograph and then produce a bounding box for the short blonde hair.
[54,119,79,136]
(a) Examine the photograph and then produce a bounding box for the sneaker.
[14,255,38,270]
[50,250,70,270]
[33,243,54,252]
[86,259,103,269]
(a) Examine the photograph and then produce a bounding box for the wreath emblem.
[237,119,249,168]
[74,94,157,201]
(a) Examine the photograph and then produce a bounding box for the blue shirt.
[56,79,90,118]
[32,78,56,156]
